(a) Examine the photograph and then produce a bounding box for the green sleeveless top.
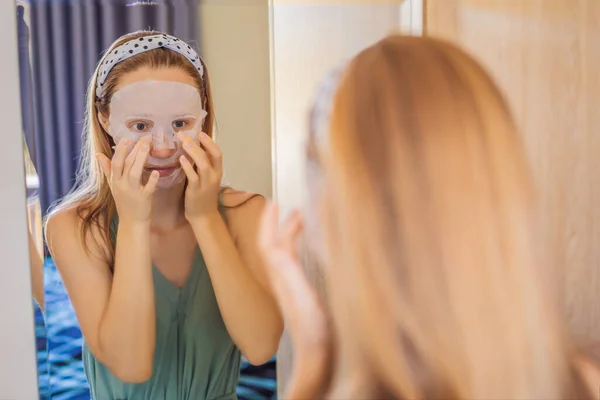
[82,210,241,400]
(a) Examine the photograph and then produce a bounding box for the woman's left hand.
[178,132,223,221]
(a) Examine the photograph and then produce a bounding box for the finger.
[196,147,212,183]
[185,140,212,183]
[96,153,112,182]
[283,210,303,241]
[142,170,160,196]
[123,139,145,178]
[271,210,303,265]
[198,132,223,173]
[179,156,199,187]
[129,138,151,186]
[178,132,211,170]
[111,138,132,180]
[282,210,304,254]
[258,201,279,251]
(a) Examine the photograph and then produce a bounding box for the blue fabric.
[39,258,277,399]
[44,259,89,400]
[16,4,37,165]
[34,300,50,400]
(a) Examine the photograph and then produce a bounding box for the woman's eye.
[134,123,147,131]
[173,120,186,129]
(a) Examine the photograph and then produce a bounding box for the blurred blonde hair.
[45,30,214,264]
[309,35,586,399]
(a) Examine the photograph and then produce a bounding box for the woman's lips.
[144,164,180,177]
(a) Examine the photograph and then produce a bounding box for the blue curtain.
[25,0,198,215]
[17,3,37,165]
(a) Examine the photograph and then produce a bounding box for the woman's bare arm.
[46,208,155,382]
[189,192,284,365]
[575,344,600,397]
[28,230,44,310]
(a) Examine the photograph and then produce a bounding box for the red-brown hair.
[308,34,588,399]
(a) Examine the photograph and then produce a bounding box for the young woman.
[259,35,600,399]
[45,31,282,399]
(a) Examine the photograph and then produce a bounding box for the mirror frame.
[0,0,39,398]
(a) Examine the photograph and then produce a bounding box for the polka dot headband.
[96,33,204,99]
[309,61,347,148]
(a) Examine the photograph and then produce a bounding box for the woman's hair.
[45,30,215,264]
[308,35,587,399]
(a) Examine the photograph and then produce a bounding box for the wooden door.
[425,0,600,343]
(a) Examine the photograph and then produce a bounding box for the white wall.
[198,0,273,198]
[0,1,39,398]
[270,1,406,392]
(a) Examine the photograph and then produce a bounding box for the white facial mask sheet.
[108,80,207,187]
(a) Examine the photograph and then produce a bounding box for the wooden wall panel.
[425,0,600,343]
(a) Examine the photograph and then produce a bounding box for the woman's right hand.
[258,202,332,398]
[97,136,159,224]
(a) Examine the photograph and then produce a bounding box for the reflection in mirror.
[23,139,49,398]
[17,1,50,399]
[18,1,276,399]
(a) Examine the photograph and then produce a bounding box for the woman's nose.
[149,146,177,159]
[149,131,178,158]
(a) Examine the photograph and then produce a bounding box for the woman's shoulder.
[46,205,109,260]
[220,187,266,233]
[574,345,600,397]
[46,205,83,240]
[220,187,265,209]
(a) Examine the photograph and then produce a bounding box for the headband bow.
[96,33,204,99]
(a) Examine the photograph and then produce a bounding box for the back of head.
[315,35,585,399]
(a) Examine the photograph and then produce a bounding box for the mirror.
[7,0,414,397]
[7,0,600,398]
[17,1,276,398]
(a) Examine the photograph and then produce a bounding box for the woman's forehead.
[114,66,197,91]
[109,80,203,118]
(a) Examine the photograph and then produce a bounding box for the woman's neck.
[151,180,186,229]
